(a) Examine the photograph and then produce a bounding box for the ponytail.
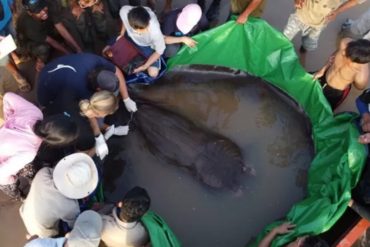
[33,114,79,146]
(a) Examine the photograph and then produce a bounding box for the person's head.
[79,91,119,118]
[67,210,102,247]
[78,0,99,9]
[22,0,48,20]
[118,186,151,223]
[128,6,150,33]
[345,39,370,64]
[286,236,329,247]
[176,4,202,34]
[33,114,79,147]
[24,210,102,247]
[53,153,99,199]
[87,67,119,93]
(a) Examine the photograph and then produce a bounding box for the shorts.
[318,72,351,109]
[283,13,325,51]
[125,35,161,69]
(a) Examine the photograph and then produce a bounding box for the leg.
[163,0,172,14]
[206,0,221,23]
[197,0,206,11]
[147,66,159,78]
[30,43,51,72]
[300,26,323,66]
[283,13,303,40]
[5,61,31,92]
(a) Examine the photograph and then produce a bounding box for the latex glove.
[95,134,108,160]
[123,97,137,112]
[104,125,129,140]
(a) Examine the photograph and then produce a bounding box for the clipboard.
[0,35,17,60]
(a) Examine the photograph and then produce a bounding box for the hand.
[35,59,45,72]
[325,11,337,22]
[359,133,370,144]
[273,222,296,234]
[92,2,104,14]
[181,37,198,48]
[236,14,249,24]
[294,0,305,9]
[133,65,147,74]
[71,6,85,20]
[313,71,323,80]
[104,125,129,140]
[95,134,109,159]
[123,97,137,112]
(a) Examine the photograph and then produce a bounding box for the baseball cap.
[96,70,119,93]
[22,0,47,13]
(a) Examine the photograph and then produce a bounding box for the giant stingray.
[132,103,255,192]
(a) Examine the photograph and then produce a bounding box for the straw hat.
[176,4,202,35]
[53,153,98,199]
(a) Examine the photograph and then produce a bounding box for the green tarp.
[141,210,182,247]
[167,17,367,246]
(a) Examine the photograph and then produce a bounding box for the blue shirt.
[0,0,13,32]
[37,53,116,106]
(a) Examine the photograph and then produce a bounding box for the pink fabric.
[0,93,43,185]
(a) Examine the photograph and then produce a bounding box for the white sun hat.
[53,153,98,199]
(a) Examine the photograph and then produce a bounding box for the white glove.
[123,97,137,112]
[95,134,109,160]
[104,125,129,140]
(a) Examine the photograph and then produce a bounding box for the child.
[119,5,166,78]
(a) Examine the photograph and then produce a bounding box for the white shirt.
[119,5,166,55]
[101,207,149,247]
[20,168,80,238]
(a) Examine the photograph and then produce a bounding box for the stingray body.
[134,104,253,191]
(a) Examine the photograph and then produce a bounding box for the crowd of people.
[1,0,370,246]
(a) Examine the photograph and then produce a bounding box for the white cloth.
[101,207,149,247]
[20,168,80,238]
[119,5,166,55]
[24,237,66,247]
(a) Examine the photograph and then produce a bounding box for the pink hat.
[176,4,202,35]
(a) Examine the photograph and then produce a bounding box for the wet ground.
[1,0,370,246]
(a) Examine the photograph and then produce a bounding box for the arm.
[133,52,161,73]
[164,36,197,47]
[61,203,80,228]
[258,222,295,247]
[326,0,363,22]
[313,56,334,80]
[294,0,305,9]
[353,67,369,90]
[54,22,82,52]
[236,0,263,24]
[88,117,101,136]
[117,23,126,40]
[45,36,70,55]
[115,66,129,100]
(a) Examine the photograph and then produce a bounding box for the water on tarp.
[104,66,314,247]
